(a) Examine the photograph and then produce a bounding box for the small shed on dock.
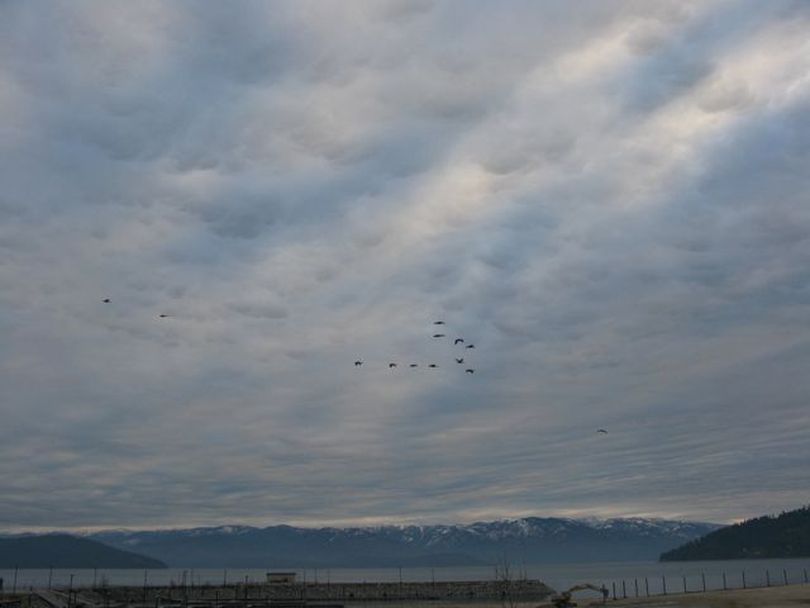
[267,572,297,584]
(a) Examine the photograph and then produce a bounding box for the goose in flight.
[389,363,397,368]
[158,314,170,318]
[454,338,464,345]
[354,360,363,367]
[433,321,445,325]
[432,333,445,338]
[597,429,608,434]
[465,344,475,349]
[455,358,464,364]
[409,363,418,368]
[465,369,475,374]
[428,363,438,368]
[102,298,111,303]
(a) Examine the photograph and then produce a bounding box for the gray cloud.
[1,0,809,531]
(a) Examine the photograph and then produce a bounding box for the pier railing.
[601,566,810,601]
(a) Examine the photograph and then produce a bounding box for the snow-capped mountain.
[89,517,721,568]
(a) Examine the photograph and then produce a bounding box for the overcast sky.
[1,1,809,532]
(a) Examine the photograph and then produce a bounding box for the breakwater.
[87,580,553,606]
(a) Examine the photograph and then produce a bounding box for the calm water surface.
[2,559,810,596]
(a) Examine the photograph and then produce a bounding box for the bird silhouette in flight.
[465,369,475,374]
[597,429,608,434]
[466,344,475,349]
[432,333,445,338]
[158,314,169,318]
[354,360,363,367]
[433,321,445,325]
[389,363,397,368]
[455,358,464,364]
[409,363,418,368]
[102,298,111,303]
[454,338,464,345]
[428,363,438,368]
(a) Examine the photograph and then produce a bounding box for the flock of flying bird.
[354,320,477,375]
[101,299,608,433]
[103,298,170,318]
[352,319,609,435]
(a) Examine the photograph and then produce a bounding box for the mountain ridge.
[83,517,721,567]
[0,534,167,568]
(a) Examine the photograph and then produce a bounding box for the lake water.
[3,559,810,596]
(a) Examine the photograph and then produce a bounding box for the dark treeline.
[661,505,810,561]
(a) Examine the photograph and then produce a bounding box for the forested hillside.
[661,506,810,561]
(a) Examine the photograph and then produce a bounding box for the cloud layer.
[1,0,809,530]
